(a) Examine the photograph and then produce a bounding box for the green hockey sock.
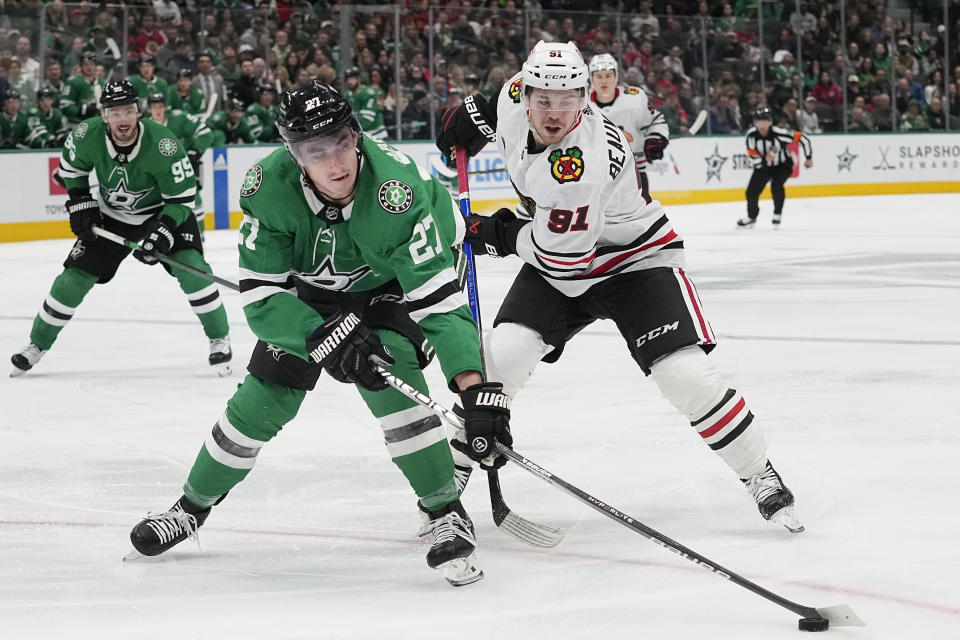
[184,375,306,507]
[167,249,229,339]
[29,267,98,351]
[358,331,457,511]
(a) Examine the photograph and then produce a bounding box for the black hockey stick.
[373,363,865,630]
[93,227,240,292]
[454,146,564,549]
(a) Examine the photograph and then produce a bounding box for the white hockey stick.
[688,109,708,135]
[374,363,865,631]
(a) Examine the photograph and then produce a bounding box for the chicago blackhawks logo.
[240,165,263,196]
[378,179,413,214]
[510,178,537,216]
[508,77,523,104]
[158,138,178,157]
[624,87,640,95]
[74,122,88,140]
[548,147,584,184]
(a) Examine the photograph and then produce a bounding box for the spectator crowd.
[0,0,958,149]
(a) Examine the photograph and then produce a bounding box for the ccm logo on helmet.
[464,96,497,142]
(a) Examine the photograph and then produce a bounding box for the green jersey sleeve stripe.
[240,285,297,307]
[239,269,298,306]
[161,186,197,199]
[408,292,470,323]
[238,268,294,283]
[405,267,458,302]
[59,158,87,178]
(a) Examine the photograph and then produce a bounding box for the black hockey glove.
[452,382,512,469]
[644,133,668,161]
[66,194,102,242]
[134,215,177,265]
[80,102,99,119]
[436,93,497,160]
[186,149,202,174]
[464,208,528,257]
[307,312,395,392]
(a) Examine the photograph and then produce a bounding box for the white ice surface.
[1,194,958,639]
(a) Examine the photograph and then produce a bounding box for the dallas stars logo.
[104,178,151,211]
[265,344,286,361]
[704,144,728,183]
[299,256,372,291]
[158,138,178,157]
[837,146,857,172]
[378,179,413,214]
[240,165,263,197]
[548,147,584,184]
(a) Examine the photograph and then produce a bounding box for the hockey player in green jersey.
[26,88,70,148]
[344,66,387,139]
[245,83,281,142]
[60,51,105,123]
[146,92,214,232]
[206,97,255,145]
[0,89,41,149]
[165,69,205,115]
[127,55,168,103]
[127,81,512,587]
[10,81,233,377]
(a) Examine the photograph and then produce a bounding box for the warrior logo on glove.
[309,312,360,361]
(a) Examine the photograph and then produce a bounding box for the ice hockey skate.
[208,336,232,376]
[772,213,782,227]
[736,217,757,228]
[742,461,803,533]
[417,464,473,537]
[10,343,46,377]
[125,496,212,560]
[424,500,483,586]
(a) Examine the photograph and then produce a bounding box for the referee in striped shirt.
[737,105,813,228]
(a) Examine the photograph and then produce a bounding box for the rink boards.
[1,132,958,242]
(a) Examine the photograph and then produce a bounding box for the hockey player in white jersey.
[587,53,669,202]
[436,41,803,532]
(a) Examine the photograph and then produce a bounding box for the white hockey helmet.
[588,53,619,75]
[521,40,589,91]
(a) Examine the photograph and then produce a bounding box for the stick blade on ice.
[815,604,866,627]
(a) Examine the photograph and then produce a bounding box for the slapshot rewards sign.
[872,143,960,171]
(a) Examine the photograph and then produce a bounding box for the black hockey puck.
[798,617,830,632]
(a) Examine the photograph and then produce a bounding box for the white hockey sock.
[650,347,766,478]
[483,322,551,398]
